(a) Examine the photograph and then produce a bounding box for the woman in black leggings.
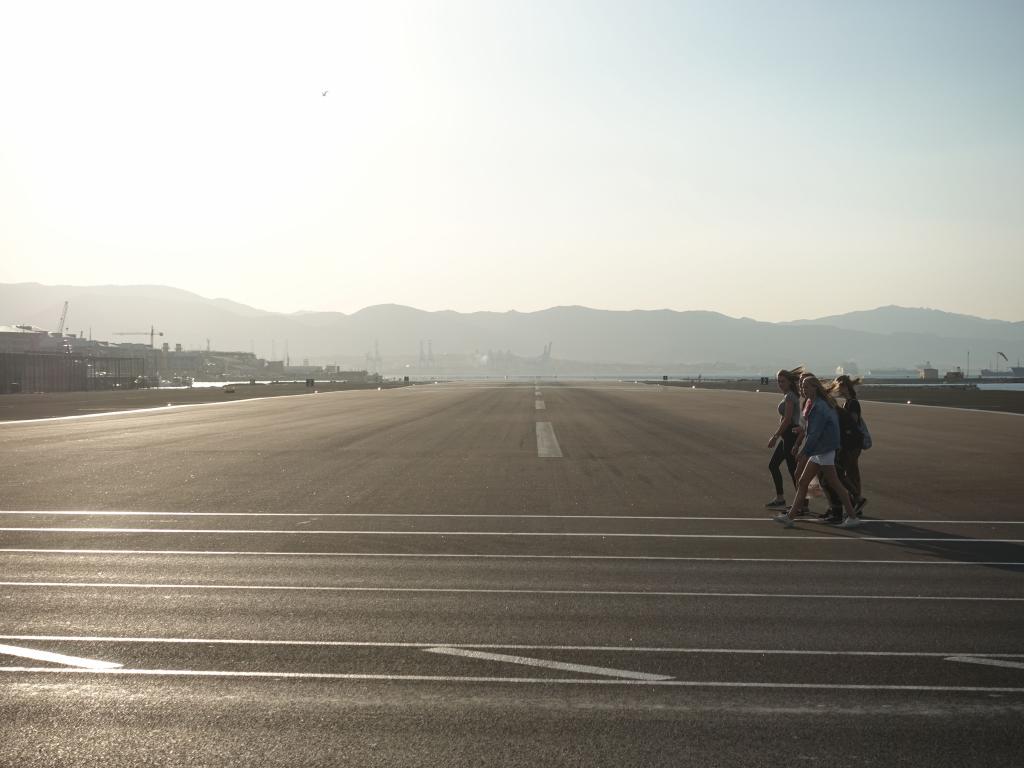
[831,374,867,514]
[765,368,802,510]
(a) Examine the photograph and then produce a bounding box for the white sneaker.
[839,516,861,529]
[773,513,794,528]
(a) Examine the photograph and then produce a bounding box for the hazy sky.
[2,0,1021,321]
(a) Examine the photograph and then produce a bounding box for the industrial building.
[0,325,146,393]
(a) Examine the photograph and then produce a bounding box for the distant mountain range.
[2,283,1022,373]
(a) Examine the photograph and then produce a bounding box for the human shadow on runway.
[831,519,1024,574]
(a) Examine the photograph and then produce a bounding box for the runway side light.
[378,387,382,391]
[691,385,696,389]
[907,400,912,404]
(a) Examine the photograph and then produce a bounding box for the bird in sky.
[322,90,328,97]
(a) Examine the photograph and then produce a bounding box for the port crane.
[56,302,69,335]
[113,326,164,349]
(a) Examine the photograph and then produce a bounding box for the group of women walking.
[765,368,868,529]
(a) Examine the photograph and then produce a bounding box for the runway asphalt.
[1,381,1022,766]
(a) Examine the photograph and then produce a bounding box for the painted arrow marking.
[0,643,122,670]
[423,646,672,681]
[946,656,1024,671]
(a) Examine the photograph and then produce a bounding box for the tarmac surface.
[1,381,1022,766]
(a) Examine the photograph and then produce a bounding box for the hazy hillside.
[2,283,1022,372]
[788,305,1024,342]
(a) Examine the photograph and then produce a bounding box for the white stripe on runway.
[535,422,562,457]
[3,511,1021,525]
[0,643,122,670]
[535,401,546,410]
[2,527,1020,542]
[1,581,1019,601]
[946,656,1024,671]
[3,636,1022,659]
[856,399,1024,417]
[2,548,1021,565]
[2,666,1023,692]
[0,389,358,426]
[423,646,673,680]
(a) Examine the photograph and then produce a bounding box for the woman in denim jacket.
[773,374,860,529]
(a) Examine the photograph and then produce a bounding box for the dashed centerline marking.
[535,422,563,458]
[535,401,546,410]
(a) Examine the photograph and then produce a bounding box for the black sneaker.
[765,499,788,509]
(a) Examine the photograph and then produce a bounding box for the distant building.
[918,362,939,381]
[836,361,860,376]
[1,326,146,393]
[944,367,965,383]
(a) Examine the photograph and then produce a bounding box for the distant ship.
[981,365,1024,378]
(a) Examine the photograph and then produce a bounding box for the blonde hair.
[829,374,861,400]
[800,374,838,409]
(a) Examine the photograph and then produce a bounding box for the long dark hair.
[777,367,803,395]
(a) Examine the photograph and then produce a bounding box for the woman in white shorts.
[774,375,859,529]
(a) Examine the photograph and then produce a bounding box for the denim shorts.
[809,450,836,466]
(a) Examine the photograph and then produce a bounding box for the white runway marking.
[1,666,1022,692]
[946,656,1024,671]
[3,548,1021,565]
[3,527,1020,542]
[3,636,1022,659]
[857,399,1024,418]
[535,401,546,410]
[535,421,563,457]
[1,580,1019,601]
[0,643,122,670]
[3,511,1021,525]
[0,386,411,426]
[423,646,673,680]
[0,390,337,426]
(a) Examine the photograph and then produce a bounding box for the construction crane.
[114,325,164,349]
[56,302,69,335]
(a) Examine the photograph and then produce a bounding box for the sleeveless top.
[777,391,800,424]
